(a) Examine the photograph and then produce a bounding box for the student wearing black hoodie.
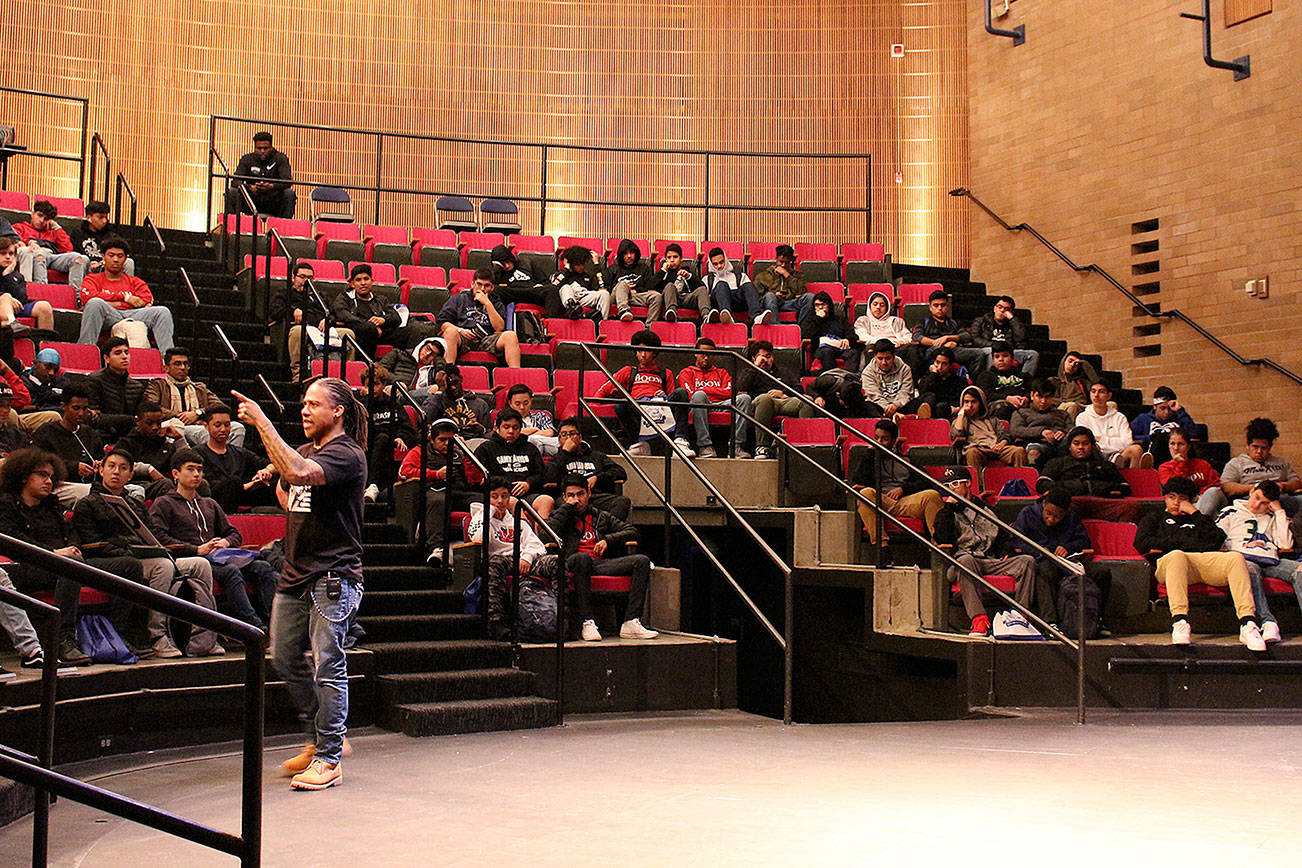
[653,243,709,322]
[543,418,631,519]
[1040,427,1130,498]
[489,244,559,315]
[607,239,660,322]
[473,408,553,518]
[801,290,859,372]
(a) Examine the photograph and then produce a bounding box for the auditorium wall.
[966,0,1302,445]
[4,0,970,266]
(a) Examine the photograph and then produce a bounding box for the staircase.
[114,225,559,737]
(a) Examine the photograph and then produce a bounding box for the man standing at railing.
[224,131,297,219]
[234,379,368,791]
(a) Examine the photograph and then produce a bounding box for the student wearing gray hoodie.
[861,340,930,418]
[951,385,1027,470]
[704,247,765,324]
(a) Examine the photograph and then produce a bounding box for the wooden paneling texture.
[2,0,969,265]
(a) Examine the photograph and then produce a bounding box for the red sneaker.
[968,614,990,637]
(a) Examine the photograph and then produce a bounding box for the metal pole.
[206,118,215,232]
[784,569,793,726]
[78,100,87,200]
[1077,569,1087,725]
[511,507,522,648]
[374,133,384,225]
[872,448,883,565]
[32,609,58,868]
[240,646,265,868]
[539,145,548,235]
[703,153,711,242]
[440,434,452,572]
[662,433,672,566]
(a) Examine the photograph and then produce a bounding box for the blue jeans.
[1246,558,1302,624]
[711,282,761,319]
[761,292,812,322]
[978,346,1041,377]
[676,389,746,449]
[270,579,362,765]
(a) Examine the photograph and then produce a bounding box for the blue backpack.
[77,614,138,665]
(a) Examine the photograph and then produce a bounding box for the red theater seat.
[315,221,364,261]
[227,514,287,549]
[365,225,412,267]
[899,283,943,305]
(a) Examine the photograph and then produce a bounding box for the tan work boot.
[280,737,352,777]
[290,759,342,791]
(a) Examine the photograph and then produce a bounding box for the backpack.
[515,575,558,642]
[513,308,545,343]
[77,614,138,664]
[998,478,1033,497]
[167,572,220,656]
[1058,573,1101,640]
[462,573,484,615]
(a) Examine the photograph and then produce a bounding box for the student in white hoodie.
[467,476,558,640]
[704,247,766,325]
[1074,381,1148,469]
[852,291,912,352]
[1217,480,1299,644]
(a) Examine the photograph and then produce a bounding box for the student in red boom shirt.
[76,238,176,351]
[595,329,684,456]
[1158,428,1222,515]
[673,337,736,459]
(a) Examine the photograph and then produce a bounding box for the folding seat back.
[649,321,698,346]
[459,231,506,269]
[448,268,477,291]
[981,466,1038,500]
[46,342,100,373]
[310,360,367,387]
[316,221,364,261]
[128,348,164,378]
[492,367,552,410]
[795,243,839,281]
[752,324,801,348]
[841,243,890,283]
[264,217,316,260]
[599,320,645,345]
[436,196,477,233]
[806,282,846,304]
[1083,520,1144,560]
[399,265,447,289]
[310,186,354,223]
[700,322,748,348]
[0,190,31,223]
[898,418,951,447]
[227,514,287,549]
[41,196,84,221]
[654,239,698,261]
[457,365,492,394]
[26,283,77,310]
[1121,468,1163,499]
[898,283,943,305]
[700,241,744,266]
[479,198,521,234]
[365,224,411,268]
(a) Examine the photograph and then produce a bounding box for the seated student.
[0,447,144,664]
[756,244,811,325]
[1136,475,1264,650]
[548,474,659,642]
[72,449,222,658]
[1075,380,1147,469]
[1012,487,1113,633]
[85,336,145,441]
[13,200,87,288]
[330,263,400,359]
[1218,480,1297,645]
[1052,350,1101,419]
[851,418,943,545]
[973,341,1029,420]
[654,243,710,322]
[197,405,276,513]
[801,290,859,372]
[474,409,553,519]
[422,368,491,442]
[225,132,296,217]
[467,476,559,641]
[18,347,68,430]
[1009,379,1072,467]
[380,335,445,396]
[852,290,912,351]
[113,401,180,500]
[148,449,279,630]
[31,383,102,505]
[906,290,984,377]
[359,366,416,502]
[915,347,968,420]
[543,418,631,519]
[1041,427,1131,498]
[143,347,247,447]
[595,329,677,456]
[490,244,558,316]
[505,384,558,456]
[435,268,522,368]
[739,339,811,460]
[1160,428,1222,515]
[550,245,610,319]
[951,385,1026,470]
[934,465,1038,637]
[673,337,738,459]
[0,384,31,459]
[271,261,356,382]
[862,339,929,420]
[78,239,176,351]
[0,236,54,331]
[1130,386,1196,466]
[969,295,1039,375]
[67,200,136,285]
[397,418,473,568]
[607,238,658,322]
[704,246,765,325]
[0,566,44,671]
[1207,417,1302,517]
[807,368,868,418]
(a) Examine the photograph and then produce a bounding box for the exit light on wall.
[895,169,903,183]
[891,44,905,57]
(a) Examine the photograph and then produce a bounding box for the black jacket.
[968,313,1028,349]
[547,502,638,562]
[474,432,545,492]
[378,347,419,387]
[1136,508,1226,557]
[807,370,866,417]
[72,482,151,558]
[67,219,118,264]
[0,492,76,549]
[20,370,67,412]
[331,290,401,332]
[422,390,491,437]
[31,421,102,479]
[974,366,1029,402]
[736,366,801,399]
[851,443,930,496]
[234,147,293,190]
[0,270,27,306]
[916,371,967,407]
[604,240,654,293]
[115,430,176,478]
[1041,452,1131,498]
[543,443,626,495]
[86,367,146,417]
[268,281,330,325]
[800,306,857,348]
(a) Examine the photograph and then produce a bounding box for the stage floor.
[2,708,1295,866]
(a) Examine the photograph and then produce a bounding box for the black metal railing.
[506,497,566,723]
[951,187,1302,389]
[0,86,89,197]
[0,535,266,867]
[207,116,872,241]
[177,267,201,347]
[213,322,239,385]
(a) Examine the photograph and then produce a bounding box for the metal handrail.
[298,277,338,387]
[213,322,239,385]
[507,498,565,721]
[451,434,499,633]
[178,267,200,347]
[951,187,1302,388]
[256,373,284,418]
[114,171,137,226]
[143,215,164,252]
[0,86,89,197]
[0,534,265,866]
[89,132,111,204]
[260,226,294,330]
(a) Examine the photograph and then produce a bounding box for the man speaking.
[234,378,367,791]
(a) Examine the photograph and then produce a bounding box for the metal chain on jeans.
[309,576,363,624]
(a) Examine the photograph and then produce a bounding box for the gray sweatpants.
[948,552,1037,620]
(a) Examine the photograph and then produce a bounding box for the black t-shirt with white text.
[280,434,367,592]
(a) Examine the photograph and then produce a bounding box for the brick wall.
[965,0,1302,451]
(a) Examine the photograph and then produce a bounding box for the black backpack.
[1058,573,1101,640]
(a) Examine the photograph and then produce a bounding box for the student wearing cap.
[1136,475,1263,650]
[397,417,474,569]
[18,347,67,430]
[1129,386,1196,466]
[934,465,1038,637]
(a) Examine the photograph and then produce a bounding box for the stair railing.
[509,497,566,723]
[451,435,500,635]
[950,187,1302,388]
[212,322,239,386]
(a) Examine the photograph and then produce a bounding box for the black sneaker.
[20,650,43,669]
[664,308,678,323]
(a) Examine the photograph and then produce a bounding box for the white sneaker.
[719,309,734,325]
[620,619,659,639]
[1240,621,1267,652]
[628,441,651,456]
[1262,620,1283,644]
[363,483,380,502]
[1171,619,1192,645]
[664,308,678,322]
[697,445,716,459]
[705,310,721,324]
[754,446,772,459]
[735,449,751,459]
[619,309,634,322]
[581,619,602,641]
[756,310,774,325]
[673,437,695,458]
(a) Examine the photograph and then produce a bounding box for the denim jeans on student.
[760,292,813,322]
[978,346,1041,377]
[270,579,362,765]
[0,568,41,658]
[711,282,761,319]
[1245,557,1302,625]
[671,388,743,449]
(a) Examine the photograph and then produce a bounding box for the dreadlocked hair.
[314,377,368,450]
